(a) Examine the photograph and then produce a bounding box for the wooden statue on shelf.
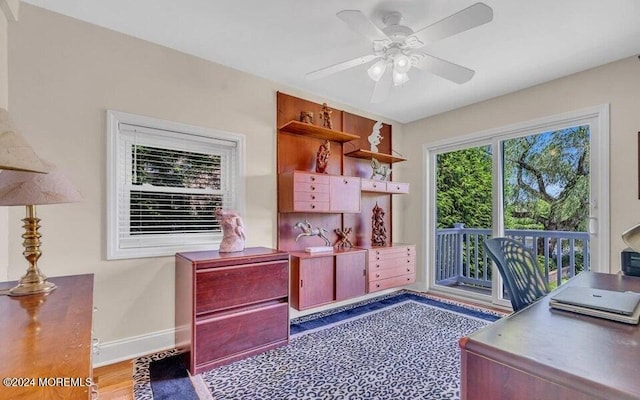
[334,227,354,249]
[371,203,387,247]
[315,139,331,174]
[368,121,383,152]
[370,158,390,181]
[294,220,331,246]
[214,209,246,252]
[320,102,333,129]
[300,111,314,124]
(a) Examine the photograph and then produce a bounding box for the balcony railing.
[435,224,590,291]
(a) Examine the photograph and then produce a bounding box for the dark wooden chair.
[484,237,549,312]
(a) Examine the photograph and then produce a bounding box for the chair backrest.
[484,237,549,312]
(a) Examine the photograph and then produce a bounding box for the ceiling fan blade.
[408,3,493,48]
[412,53,475,84]
[370,68,393,103]
[306,54,379,80]
[337,10,391,43]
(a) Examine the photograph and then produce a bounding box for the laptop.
[549,286,640,324]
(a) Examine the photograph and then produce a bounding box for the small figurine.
[294,220,331,246]
[370,158,391,181]
[368,121,383,152]
[315,139,331,174]
[300,111,314,124]
[334,227,354,249]
[215,209,246,252]
[320,102,333,129]
[371,203,387,246]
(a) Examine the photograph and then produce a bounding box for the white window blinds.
[107,111,244,259]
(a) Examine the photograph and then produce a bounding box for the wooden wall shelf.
[344,149,407,164]
[279,120,360,143]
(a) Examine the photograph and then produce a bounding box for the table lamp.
[622,224,640,252]
[0,108,46,173]
[0,160,82,296]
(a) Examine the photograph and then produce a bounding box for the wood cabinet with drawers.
[290,249,367,310]
[175,247,290,374]
[367,244,416,292]
[279,170,360,213]
[361,178,410,194]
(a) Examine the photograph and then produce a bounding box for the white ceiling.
[21,0,640,123]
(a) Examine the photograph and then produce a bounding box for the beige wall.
[8,4,403,363]
[403,56,640,283]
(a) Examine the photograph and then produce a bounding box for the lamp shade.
[623,224,640,253]
[0,160,82,206]
[0,108,46,173]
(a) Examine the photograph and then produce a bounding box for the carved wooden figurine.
[315,139,331,174]
[371,203,387,246]
[215,209,246,252]
[300,111,314,124]
[334,227,354,249]
[320,102,333,129]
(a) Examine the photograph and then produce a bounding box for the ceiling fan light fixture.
[393,54,411,74]
[367,60,387,82]
[393,70,409,86]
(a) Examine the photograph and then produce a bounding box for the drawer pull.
[407,268,411,272]
[396,186,401,190]
[376,264,380,268]
[311,176,315,181]
[373,183,377,188]
[407,259,410,263]
[407,277,411,281]
[376,283,381,288]
[376,256,380,260]
[311,195,316,200]
[376,273,380,278]
[311,185,315,191]
[311,204,315,209]
[343,179,348,184]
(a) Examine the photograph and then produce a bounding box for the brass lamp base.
[8,204,57,297]
[8,272,57,297]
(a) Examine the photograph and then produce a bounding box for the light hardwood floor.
[94,359,135,400]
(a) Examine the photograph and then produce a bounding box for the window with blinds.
[107,111,245,259]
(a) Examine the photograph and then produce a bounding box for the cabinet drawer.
[368,246,415,261]
[387,182,410,194]
[293,171,330,185]
[195,260,289,314]
[195,302,288,366]
[369,256,414,271]
[369,264,415,281]
[368,274,415,292]
[294,182,330,194]
[292,201,330,212]
[361,179,387,192]
[293,190,330,203]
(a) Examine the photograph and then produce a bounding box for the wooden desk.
[0,274,95,399]
[460,271,640,400]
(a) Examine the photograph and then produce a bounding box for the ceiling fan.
[306,3,493,103]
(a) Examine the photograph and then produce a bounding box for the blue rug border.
[289,291,502,335]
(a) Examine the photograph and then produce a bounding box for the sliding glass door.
[426,107,609,307]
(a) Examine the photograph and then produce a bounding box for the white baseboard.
[93,328,175,367]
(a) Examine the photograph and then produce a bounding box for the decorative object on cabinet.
[320,102,333,129]
[368,121,383,152]
[0,274,95,399]
[300,111,314,124]
[214,209,246,253]
[371,203,388,246]
[295,220,331,246]
[175,247,289,374]
[315,139,331,173]
[370,158,391,180]
[334,227,354,249]
[0,108,46,173]
[0,160,82,296]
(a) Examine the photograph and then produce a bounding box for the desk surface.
[460,271,640,400]
[0,274,94,399]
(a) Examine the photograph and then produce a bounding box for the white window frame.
[106,110,245,260]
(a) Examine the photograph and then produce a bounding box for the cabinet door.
[297,257,335,309]
[329,176,361,213]
[336,252,366,301]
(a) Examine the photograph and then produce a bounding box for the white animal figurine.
[368,121,384,152]
[215,209,246,252]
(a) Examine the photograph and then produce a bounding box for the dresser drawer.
[195,260,289,314]
[369,264,415,281]
[292,201,330,212]
[368,246,415,261]
[293,171,330,185]
[195,302,288,367]
[368,256,414,271]
[361,179,387,192]
[368,274,415,292]
[293,190,330,203]
[386,182,410,194]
